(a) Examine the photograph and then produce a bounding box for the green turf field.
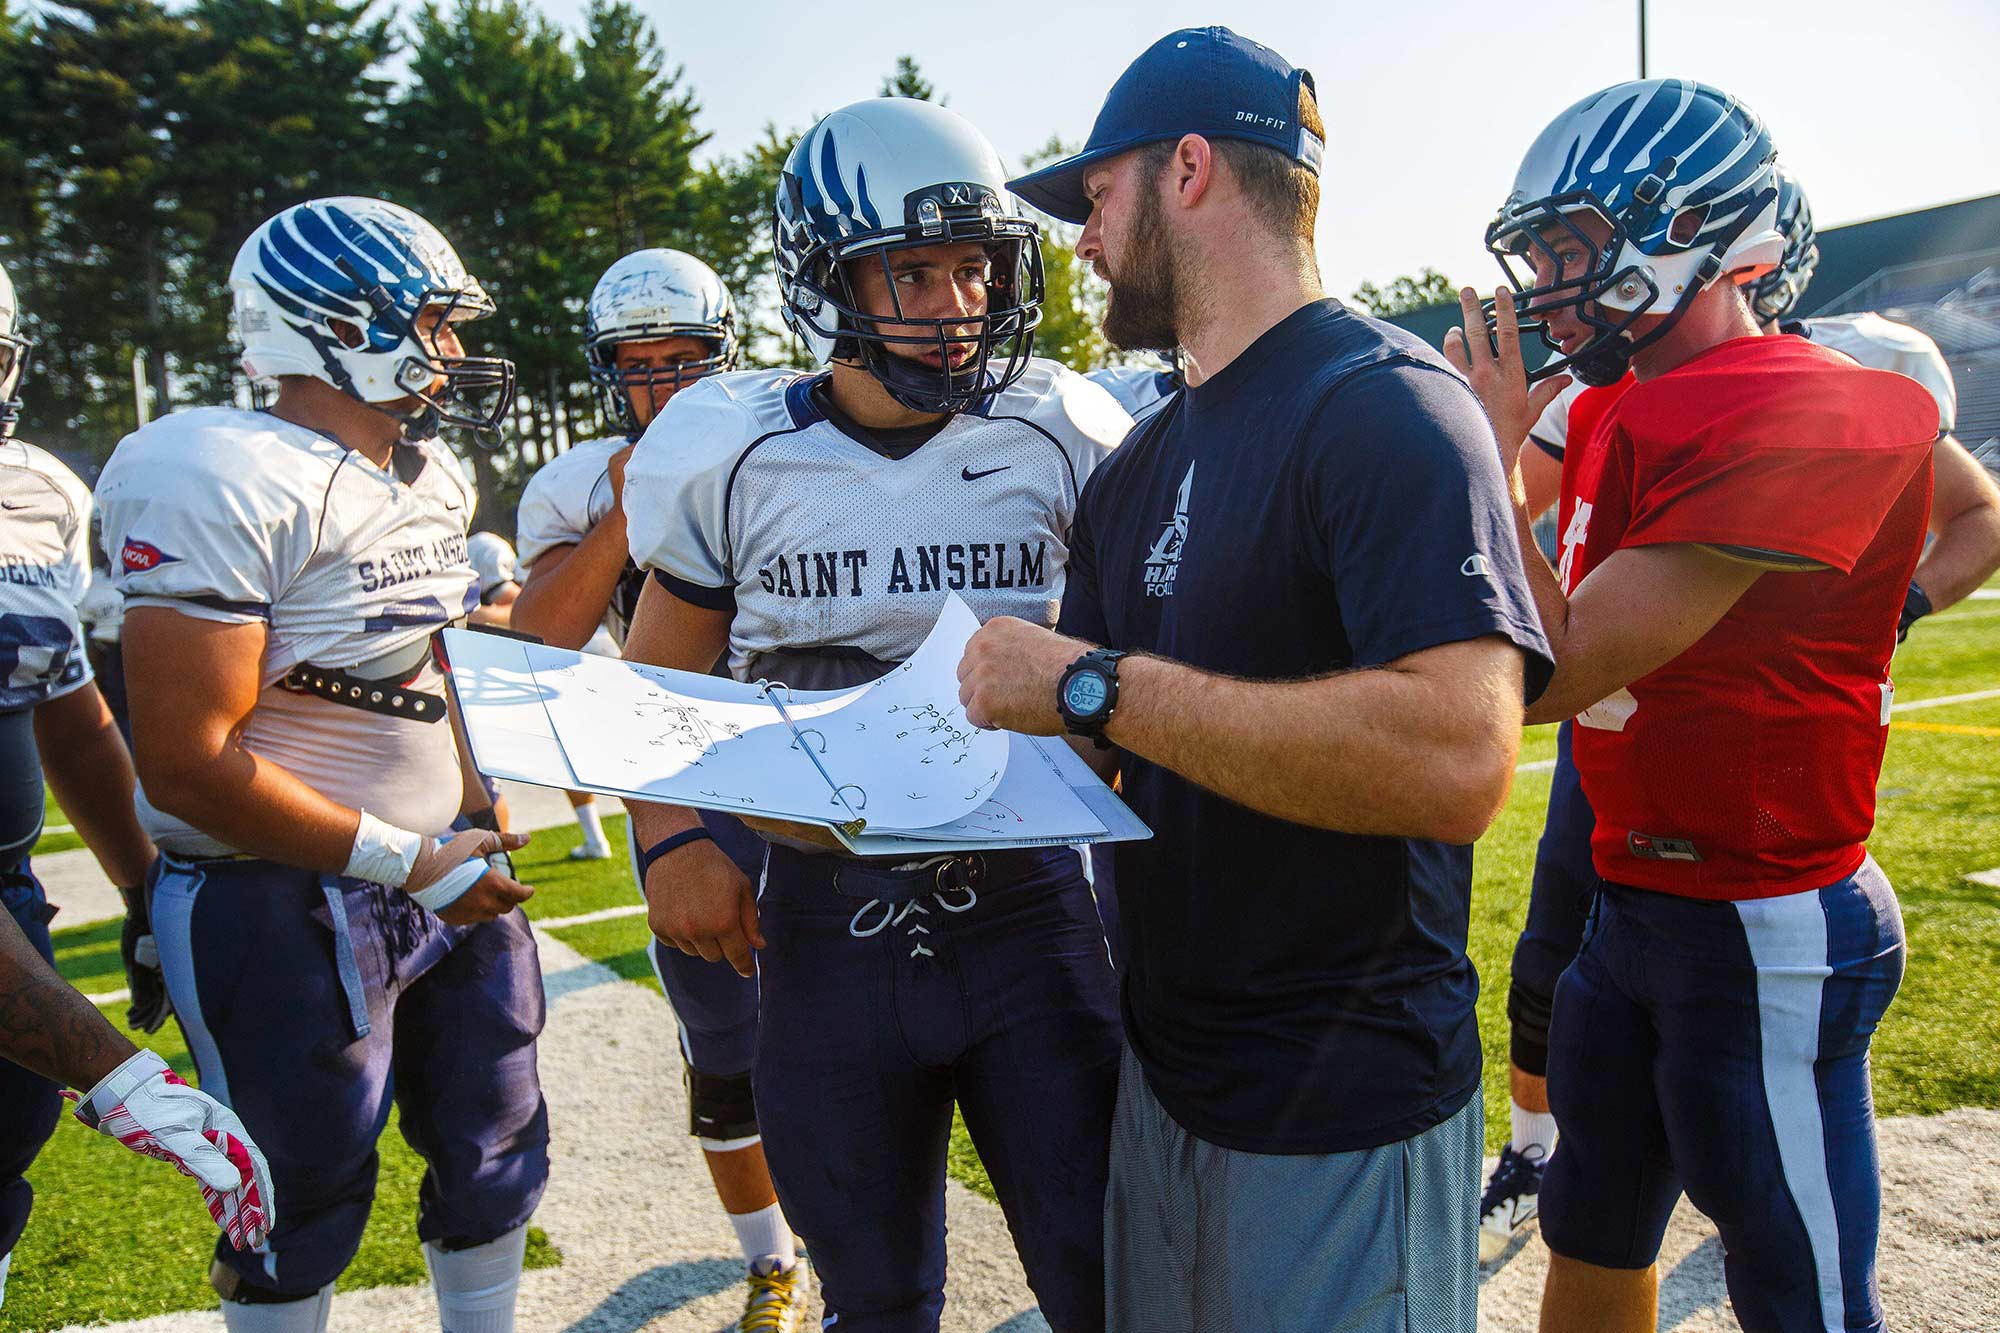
[11,592,1995,1329]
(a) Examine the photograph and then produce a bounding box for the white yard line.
[533,903,646,931]
[1893,686,2000,712]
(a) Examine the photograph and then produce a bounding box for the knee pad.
[1507,972,1556,1077]
[212,1261,333,1332]
[686,1060,758,1146]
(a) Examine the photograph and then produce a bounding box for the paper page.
[528,647,867,824]
[798,594,1010,831]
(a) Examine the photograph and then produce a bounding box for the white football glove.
[68,1049,275,1250]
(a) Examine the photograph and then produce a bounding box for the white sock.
[220,1284,334,1333]
[423,1224,526,1333]
[0,1248,11,1308]
[1510,1102,1558,1165]
[728,1202,796,1274]
[573,801,609,855]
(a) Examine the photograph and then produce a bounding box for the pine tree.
[173,0,397,403]
[571,0,706,263]
[22,0,199,449]
[878,54,938,102]
[392,0,592,510]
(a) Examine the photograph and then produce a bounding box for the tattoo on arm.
[0,912,138,1090]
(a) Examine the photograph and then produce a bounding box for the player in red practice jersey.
[1447,81,1937,1333]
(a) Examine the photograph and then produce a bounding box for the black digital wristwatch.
[1057,648,1130,746]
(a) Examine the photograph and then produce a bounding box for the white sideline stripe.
[1968,588,2000,599]
[531,903,646,932]
[1892,686,2000,712]
[1517,758,1558,773]
[90,987,131,1007]
[1966,868,2000,890]
[43,823,73,837]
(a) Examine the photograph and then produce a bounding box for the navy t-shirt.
[1059,299,1553,1155]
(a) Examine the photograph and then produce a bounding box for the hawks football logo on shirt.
[1142,463,1193,598]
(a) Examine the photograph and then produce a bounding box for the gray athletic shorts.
[1103,1045,1481,1332]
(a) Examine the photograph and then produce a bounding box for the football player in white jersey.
[511,248,813,1330]
[0,259,274,1300]
[1085,356,1181,424]
[1478,164,2000,1263]
[620,98,1132,1331]
[95,198,547,1333]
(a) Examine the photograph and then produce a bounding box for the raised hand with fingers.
[1443,285,1571,478]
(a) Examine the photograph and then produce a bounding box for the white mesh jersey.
[1527,378,1583,459]
[0,440,95,712]
[96,407,479,853]
[625,360,1132,680]
[1086,364,1178,424]
[515,435,640,647]
[1799,313,1956,434]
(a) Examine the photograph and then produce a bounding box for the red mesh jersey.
[1556,335,1937,899]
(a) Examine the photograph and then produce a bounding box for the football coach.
[958,27,1553,1331]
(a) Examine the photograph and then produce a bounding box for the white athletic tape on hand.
[346,810,424,888]
[407,855,490,914]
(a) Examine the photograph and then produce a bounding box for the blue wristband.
[639,828,714,882]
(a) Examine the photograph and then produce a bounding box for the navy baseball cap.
[1007,27,1322,225]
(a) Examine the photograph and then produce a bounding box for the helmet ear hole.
[1668,206,1708,247]
[328,318,366,350]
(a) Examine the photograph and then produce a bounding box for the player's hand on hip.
[643,839,762,979]
[407,828,533,925]
[958,617,1082,734]
[118,886,174,1034]
[1443,285,1570,475]
[68,1049,276,1250]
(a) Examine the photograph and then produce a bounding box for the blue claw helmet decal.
[1748,166,1819,325]
[231,197,515,443]
[775,97,1044,415]
[1485,79,1783,386]
[584,249,738,441]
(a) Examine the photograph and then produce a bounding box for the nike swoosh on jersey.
[961,465,1011,481]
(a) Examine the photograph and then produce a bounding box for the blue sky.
[535,0,1998,296]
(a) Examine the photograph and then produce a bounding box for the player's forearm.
[0,909,138,1089]
[512,522,628,650]
[138,743,363,871]
[1917,505,2000,610]
[35,683,155,887]
[1106,650,1523,844]
[625,799,708,860]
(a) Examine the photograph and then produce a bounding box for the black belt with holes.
[280,664,447,723]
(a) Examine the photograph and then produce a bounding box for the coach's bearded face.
[1099,163,1184,354]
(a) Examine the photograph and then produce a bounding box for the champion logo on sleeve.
[120,538,180,573]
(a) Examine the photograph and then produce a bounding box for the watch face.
[1063,670,1109,715]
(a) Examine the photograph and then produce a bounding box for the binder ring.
[831,784,868,811]
[790,728,828,754]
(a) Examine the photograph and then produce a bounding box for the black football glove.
[119,885,173,1034]
[1897,581,1933,644]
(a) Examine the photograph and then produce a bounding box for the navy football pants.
[1507,721,1600,1077]
[1541,864,1905,1332]
[755,846,1121,1333]
[151,855,549,1296]
[0,866,62,1262]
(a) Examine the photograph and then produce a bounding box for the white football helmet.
[584,249,738,440]
[0,260,32,438]
[231,197,515,441]
[1486,79,1782,386]
[775,97,1043,414]
[467,531,518,602]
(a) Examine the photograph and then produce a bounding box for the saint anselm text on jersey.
[757,542,1050,599]
[357,533,469,593]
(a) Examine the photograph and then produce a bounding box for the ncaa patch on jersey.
[120,538,179,573]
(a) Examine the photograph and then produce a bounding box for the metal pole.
[1639,0,1648,78]
[132,349,150,427]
